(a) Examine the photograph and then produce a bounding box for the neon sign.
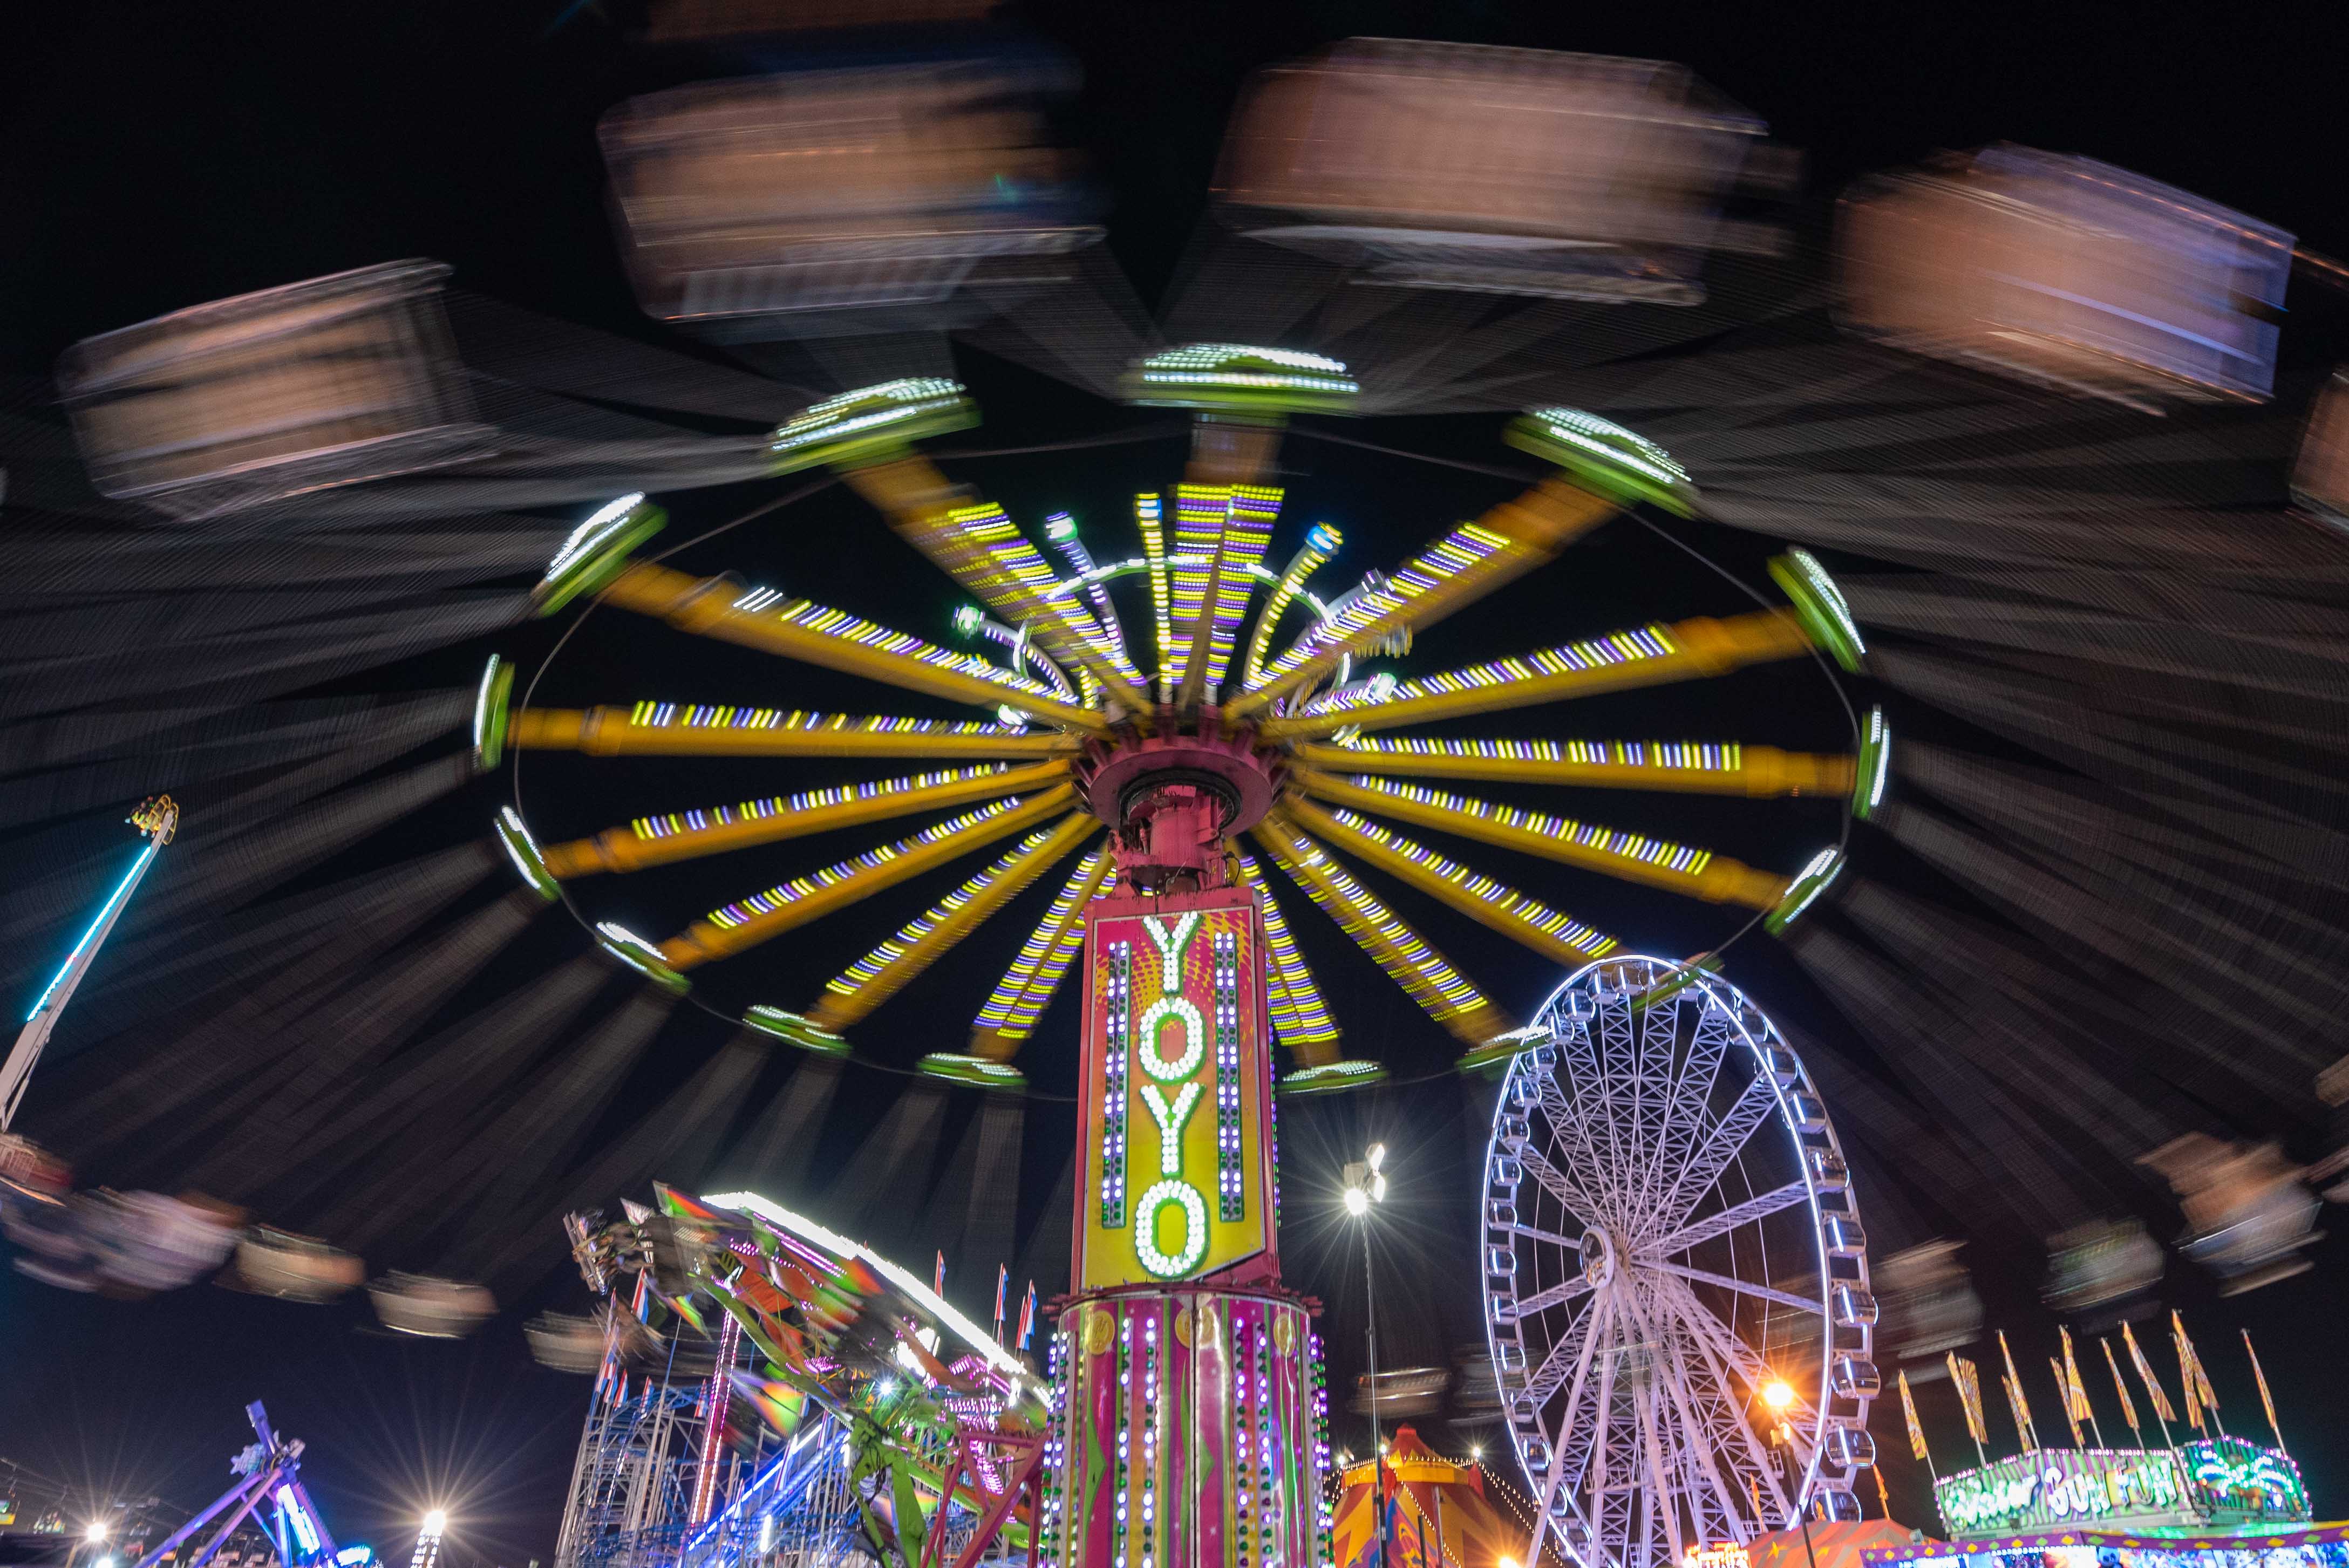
[1935,1449,2188,1536]
[2183,1437,2310,1523]
[1683,1544,1749,1568]
[1075,892,1274,1288]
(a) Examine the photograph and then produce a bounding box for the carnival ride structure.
[127,1402,339,1568]
[1482,960,1875,1568]
[3,36,2346,1539]
[489,374,1878,1094]
[1,796,178,1131]
[550,1185,1051,1568]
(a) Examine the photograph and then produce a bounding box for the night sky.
[4,3,2348,1564]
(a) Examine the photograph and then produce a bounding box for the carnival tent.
[1335,1426,1564,1568]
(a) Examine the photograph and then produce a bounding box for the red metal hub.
[1074,714,1286,895]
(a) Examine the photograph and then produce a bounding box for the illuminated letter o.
[1135,1179,1208,1278]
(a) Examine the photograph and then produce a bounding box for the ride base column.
[1041,884,1332,1568]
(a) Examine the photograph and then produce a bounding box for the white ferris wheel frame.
[1480,955,1878,1568]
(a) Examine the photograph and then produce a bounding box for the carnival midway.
[8,19,2349,1568]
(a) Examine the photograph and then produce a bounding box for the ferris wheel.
[482,374,1880,1090]
[1482,956,1877,1568]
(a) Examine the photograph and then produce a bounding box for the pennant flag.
[2101,1337,2142,1435]
[1997,1331,2040,1450]
[1017,1280,1037,1350]
[1872,1464,1891,1518]
[2173,1312,2218,1432]
[2171,1313,2205,1431]
[1899,1369,1930,1462]
[934,1250,945,1295]
[2243,1331,2284,1450]
[2123,1320,2178,1424]
[1948,1354,1989,1446]
[2051,1359,2084,1446]
[2061,1327,2095,1430]
[993,1263,1009,1341]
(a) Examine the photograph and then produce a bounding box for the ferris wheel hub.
[1578,1227,1619,1288]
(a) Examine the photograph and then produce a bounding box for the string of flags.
[932,1253,1035,1354]
[1904,1315,2288,1483]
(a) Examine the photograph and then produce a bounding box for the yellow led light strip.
[598,562,1108,733]
[1257,609,1815,741]
[1292,771,1789,908]
[509,706,1079,760]
[1249,812,1500,1046]
[1234,852,1341,1065]
[537,761,1067,878]
[808,814,1099,1032]
[658,786,1078,970]
[842,458,1146,701]
[1229,478,1617,718]
[1138,494,1172,700]
[1240,524,1339,692]
[969,850,1115,1059]
[1282,795,1618,966]
[1291,738,1856,797]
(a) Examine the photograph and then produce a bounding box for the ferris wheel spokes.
[1490,963,1870,1568]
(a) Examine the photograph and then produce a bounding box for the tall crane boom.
[1,795,178,1130]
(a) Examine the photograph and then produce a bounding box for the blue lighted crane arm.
[2,806,175,1130]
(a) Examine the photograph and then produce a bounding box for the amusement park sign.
[1935,1449,2193,1536]
[1073,889,1277,1289]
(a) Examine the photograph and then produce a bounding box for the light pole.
[1762,1379,1818,1568]
[1344,1144,1390,1568]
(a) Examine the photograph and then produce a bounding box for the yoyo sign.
[1074,890,1276,1289]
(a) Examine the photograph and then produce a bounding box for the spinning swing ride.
[487,366,1882,1095]
[475,353,1884,1568]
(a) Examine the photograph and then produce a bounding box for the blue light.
[335,1549,375,1567]
[276,1488,321,1557]
[24,841,158,1021]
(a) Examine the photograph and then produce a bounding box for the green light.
[743,1006,850,1056]
[1505,407,1698,516]
[1277,1060,1388,1099]
[471,655,513,772]
[915,1051,1027,1089]
[767,379,977,473]
[1852,705,1890,820]
[595,922,691,994]
[1765,848,1843,935]
[532,497,666,617]
[1768,548,1865,672]
[494,808,561,903]
[1120,344,1359,415]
